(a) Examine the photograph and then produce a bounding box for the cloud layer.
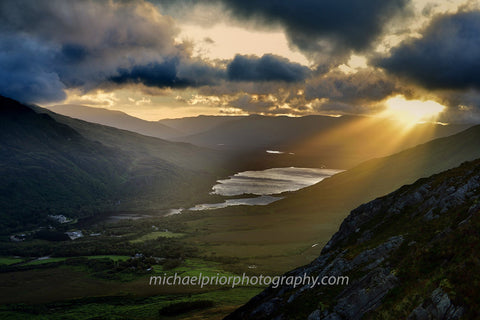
[1,0,479,122]
[377,10,480,90]
[227,54,310,82]
[220,0,411,59]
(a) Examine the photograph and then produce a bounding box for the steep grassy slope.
[279,123,480,215]
[0,96,228,233]
[35,106,228,174]
[227,158,480,319]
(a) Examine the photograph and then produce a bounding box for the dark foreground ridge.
[226,159,480,319]
[0,95,227,233]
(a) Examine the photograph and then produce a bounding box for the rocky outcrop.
[408,288,464,320]
[226,160,480,319]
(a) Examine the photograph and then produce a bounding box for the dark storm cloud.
[227,54,310,82]
[110,60,184,88]
[109,58,225,88]
[59,44,89,64]
[0,0,207,103]
[157,0,411,63]
[0,35,66,103]
[0,0,315,103]
[223,0,409,50]
[377,10,480,90]
[305,70,399,104]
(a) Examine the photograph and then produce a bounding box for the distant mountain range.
[227,155,480,319]
[158,115,246,136]
[172,114,472,169]
[0,96,230,233]
[47,104,182,139]
[48,104,246,138]
[46,105,472,169]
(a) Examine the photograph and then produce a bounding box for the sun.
[383,95,446,126]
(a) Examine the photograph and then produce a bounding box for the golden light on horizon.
[383,95,446,126]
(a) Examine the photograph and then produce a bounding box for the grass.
[0,256,264,320]
[130,231,185,243]
[0,287,263,320]
[84,255,131,262]
[16,255,130,267]
[0,257,24,265]
[21,257,68,266]
[152,258,241,279]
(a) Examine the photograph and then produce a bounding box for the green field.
[0,253,264,319]
[130,231,185,243]
[0,257,24,265]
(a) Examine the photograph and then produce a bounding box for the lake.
[211,167,343,196]
[165,167,343,214]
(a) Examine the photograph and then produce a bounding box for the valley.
[2,1,479,319]
[2,97,480,319]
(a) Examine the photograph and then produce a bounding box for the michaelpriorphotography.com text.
[149,273,349,289]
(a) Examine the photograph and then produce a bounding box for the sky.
[1,0,479,122]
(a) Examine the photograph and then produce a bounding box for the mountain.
[226,158,480,319]
[0,96,229,233]
[276,123,480,216]
[47,104,181,139]
[158,115,246,136]
[35,106,228,173]
[43,106,471,170]
[172,114,471,169]
[47,104,246,138]
[189,124,480,276]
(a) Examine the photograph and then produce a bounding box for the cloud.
[218,0,411,63]
[110,59,186,88]
[0,35,66,103]
[156,0,411,66]
[192,66,408,117]
[0,0,184,102]
[109,57,225,88]
[0,0,315,104]
[305,70,399,105]
[376,10,480,90]
[227,54,310,82]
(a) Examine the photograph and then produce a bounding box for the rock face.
[407,288,464,320]
[225,160,480,319]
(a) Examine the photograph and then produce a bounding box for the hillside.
[35,106,228,173]
[173,115,471,169]
[47,104,181,139]
[184,124,480,274]
[0,96,229,233]
[158,115,246,136]
[226,158,480,319]
[45,107,471,170]
[277,123,480,215]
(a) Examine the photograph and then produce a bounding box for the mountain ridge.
[226,157,480,319]
[47,104,182,139]
[43,104,473,170]
[171,114,472,169]
[0,96,229,233]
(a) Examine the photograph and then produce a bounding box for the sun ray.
[382,95,446,128]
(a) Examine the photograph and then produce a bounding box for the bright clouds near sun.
[0,0,478,123]
[383,96,446,125]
